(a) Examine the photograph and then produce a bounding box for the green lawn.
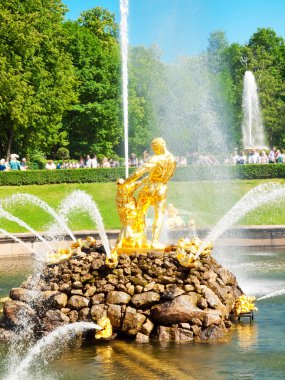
[0,179,285,233]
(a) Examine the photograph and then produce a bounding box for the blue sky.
[64,0,285,62]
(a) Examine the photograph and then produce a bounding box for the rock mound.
[0,248,242,342]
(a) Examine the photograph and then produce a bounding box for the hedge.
[172,164,285,181]
[0,164,285,186]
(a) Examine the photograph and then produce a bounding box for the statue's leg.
[116,229,125,248]
[152,199,166,248]
[136,188,152,246]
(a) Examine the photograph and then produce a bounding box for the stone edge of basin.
[1,227,285,257]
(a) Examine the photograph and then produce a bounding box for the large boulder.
[131,292,160,309]
[122,307,146,336]
[91,304,107,321]
[106,291,131,305]
[107,304,122,330]
[42,310,70,332]
[156,326,194,342]
[3,301,37,327]
[52,293,68,309]
[9,288,30,303]
[67,295,89,310]
[151,295,205,324]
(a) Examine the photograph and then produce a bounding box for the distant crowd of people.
[0,154,28,171]
[228,147,285,165]
[46,154,121,170]
[1,147,284,172]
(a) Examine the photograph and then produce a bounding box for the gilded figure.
[115,137,176,250]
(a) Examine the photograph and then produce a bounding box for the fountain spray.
[0,207,53,252]
[120,0,129,178]
[257,288,285,301]
[1,193,76,242]
[4,322,102,380]
[0,227,37,255]
[56,190,111,259]
[242,71,266,149]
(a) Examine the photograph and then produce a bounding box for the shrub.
[56,147,70,160]
[26,149,46,170]
[1,164,285,186]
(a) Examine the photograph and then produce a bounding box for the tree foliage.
[62,8,121,158]
[0,0,76,158]
[1,1,285,162]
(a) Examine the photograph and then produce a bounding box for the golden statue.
[115,138,176,253]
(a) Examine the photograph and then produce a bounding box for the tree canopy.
[1,0,285,162]
[62,8,121,158]
[0,0,76,158]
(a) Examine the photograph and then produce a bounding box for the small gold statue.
[95,316,113,339]
[234,295,257,316]
[115,138,176,252]
[176,237,213,268]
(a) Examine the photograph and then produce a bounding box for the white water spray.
[1,194,76,242]
[257,288,285,301]
[5,322,101,380]
[242,71,266,148]
[0,227,37,255]
[120,0,129,178]
[0,207,53,251]
[196,183,285,258]
[56,190,111,258]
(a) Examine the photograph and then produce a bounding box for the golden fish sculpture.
[176,237,213,268]
[95,317,113,340]
[234,295,257,315]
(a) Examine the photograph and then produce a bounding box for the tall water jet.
[120,0,129,178]
[242,70,266,149]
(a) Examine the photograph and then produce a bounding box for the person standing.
[248,149,260,164]
[0,159,6,171]
[260,151,269,164]
[9,154,21,170]
[20,158,28,170]
[268,147,276,163]
[45,160,56,170]
[85,155,91,168]
[90,154,98,168]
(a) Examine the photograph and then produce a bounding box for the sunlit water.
[242,70,266,148]
[0,248,285,380]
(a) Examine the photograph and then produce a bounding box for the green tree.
[223,28,285,148]
[207,30,229,73]
[0,0,76,158]
[245,28,285,146]
[62,8,121,158]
